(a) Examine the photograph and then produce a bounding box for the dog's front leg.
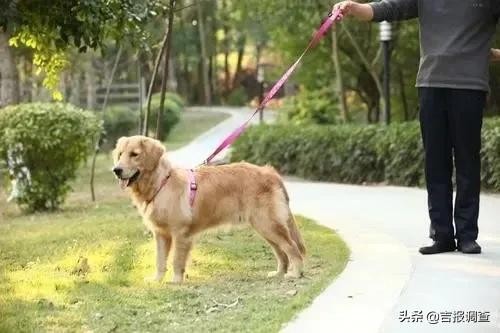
[149,232,172,282]
[172,236,192,283]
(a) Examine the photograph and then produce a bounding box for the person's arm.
[333,0,418,22]
[491,49,500,62]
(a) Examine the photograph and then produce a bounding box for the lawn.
[0,109,349,333]
[165,109,230,150]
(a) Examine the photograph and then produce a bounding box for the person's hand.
[333,1,358,16]
[332,1,374,21]
[490,48,500,62]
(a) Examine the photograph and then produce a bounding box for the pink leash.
[202,9,344,165]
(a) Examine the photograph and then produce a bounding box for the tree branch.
[342,23,384,109]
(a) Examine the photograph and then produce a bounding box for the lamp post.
[257,65,265,124]
[380,21,392,125]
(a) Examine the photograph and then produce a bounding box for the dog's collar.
[145,174,171,207]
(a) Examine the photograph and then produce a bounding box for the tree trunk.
[398,65,409,121]
[208,55,214,100]
[0,31,20,108]
[137,56,144,134]
[222,0,230,93]
[155,0,176,140]
[331,27,349,122]
[143,20,170,136]
[85,61,97,110]
[232,35,246,87]
[19,54,33,102]
[210,2,218,101]
[224,48,230,92]
[69,71,81,106]
[342,25,384,118]
[196,0,211,105]
[167,57,178,92]
[181,54,191,101]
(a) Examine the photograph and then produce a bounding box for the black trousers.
[419,88,486,242]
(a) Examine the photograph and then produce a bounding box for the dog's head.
[112,136,165,189]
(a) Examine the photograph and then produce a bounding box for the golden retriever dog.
[112,136,305,283]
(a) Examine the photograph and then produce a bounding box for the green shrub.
[281,87,340,125]
[481,118,500,190]
[0,103,102,211]
[162,92,185,109]
[232,119,500,191]
[102,105,138,150]
[146,93,183,140]
[226,87,248,106]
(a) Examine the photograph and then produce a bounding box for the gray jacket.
[370,0,499,91]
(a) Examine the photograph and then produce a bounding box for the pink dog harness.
[144,169,197,208]
[145,174,171,207]
[187,169,197,206]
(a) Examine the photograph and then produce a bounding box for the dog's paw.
[267,270,285,278]
[172,274,184,284]
[144,272,165,283]
[284,271,303,280]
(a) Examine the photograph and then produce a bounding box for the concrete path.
[169,106,269,168]
[170,107,500,333]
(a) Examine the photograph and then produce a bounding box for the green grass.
[0,117,349,332]
[165,110,230,150]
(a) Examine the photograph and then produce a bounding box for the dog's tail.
[275,174,305,256]
[287,211,306,257]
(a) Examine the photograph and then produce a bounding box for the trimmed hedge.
[231,118,500,191]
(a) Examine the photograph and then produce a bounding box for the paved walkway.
[170,107,500,333]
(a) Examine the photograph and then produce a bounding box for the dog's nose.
[113,167,123,177]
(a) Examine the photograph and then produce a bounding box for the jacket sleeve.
[369,0,418,22]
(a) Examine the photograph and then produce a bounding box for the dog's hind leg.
[172,236,193,283]
[252,219,303,279]
[266,240,289,278]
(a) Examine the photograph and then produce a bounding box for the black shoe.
[419,240,456,255]
[457,240,482,254]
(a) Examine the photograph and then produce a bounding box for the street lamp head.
[379,21,392,42]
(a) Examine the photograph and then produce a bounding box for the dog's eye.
[130,152,139,158]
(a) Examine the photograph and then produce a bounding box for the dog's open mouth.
[118,170,140,189]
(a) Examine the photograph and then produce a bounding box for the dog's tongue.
[119,178,129,189]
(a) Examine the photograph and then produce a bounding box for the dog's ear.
[112,137,128,162]
[141,138,165,171]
